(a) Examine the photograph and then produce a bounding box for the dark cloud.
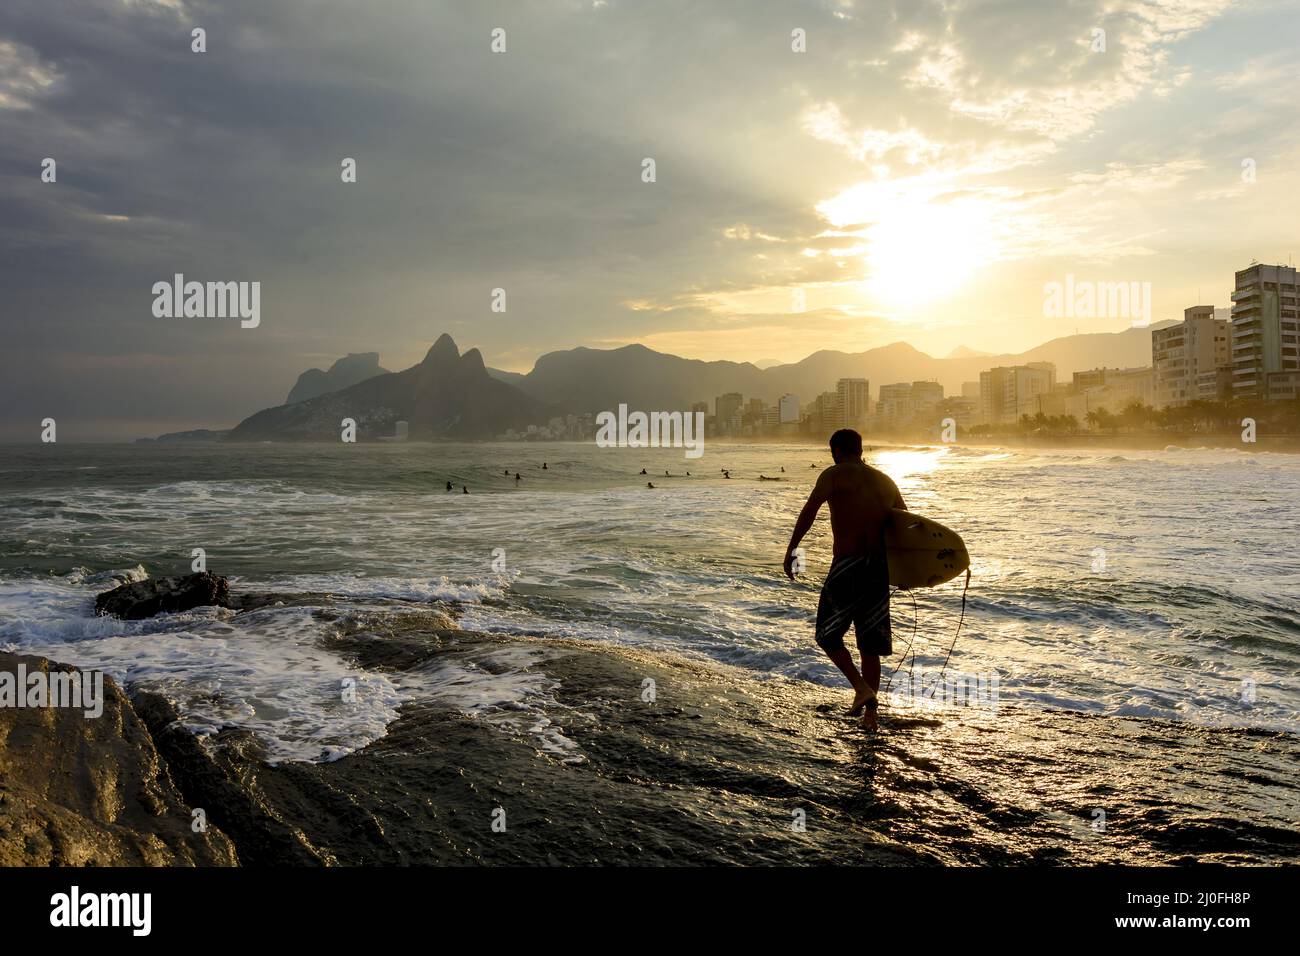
[0,0,1278,440]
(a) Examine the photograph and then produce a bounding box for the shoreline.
[5,616,1298,866]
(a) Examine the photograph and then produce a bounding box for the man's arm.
[784,470,832,580]
[882,472,906,510]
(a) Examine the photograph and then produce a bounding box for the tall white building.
[979,363,1056,424]
[778,394,800,424]
[836,378,870,428]
[1152,305,1230,407]
[1231,263,1300,399]
[875,381,944,429]
[715,392,744,435]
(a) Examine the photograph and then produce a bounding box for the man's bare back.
[813,461,905,557]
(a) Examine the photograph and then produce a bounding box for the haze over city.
[3,0,1300,441]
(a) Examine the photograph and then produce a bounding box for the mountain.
[946,345,992,359]
[516,344,769,413]
[286,353,389,404]
[230,334,555,441]
[507,325,1170,411]
[486,367,528,388]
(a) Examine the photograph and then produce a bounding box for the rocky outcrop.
[133,693,333,866]
[230,333,557,441]
[0,653,238,866]
[94,572,231,620]
[286,352,389,405]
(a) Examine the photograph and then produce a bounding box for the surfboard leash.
[881,568,972,702]
[881,586,920,696]
[923,568,971,700]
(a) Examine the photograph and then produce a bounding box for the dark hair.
[829,428,862,459]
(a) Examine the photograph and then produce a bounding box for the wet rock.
[94,571,231,620]
[132,692,333,867]
[0,653,238,866]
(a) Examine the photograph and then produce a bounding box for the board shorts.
[815,553,892,657]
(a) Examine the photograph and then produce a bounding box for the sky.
[2,0,1299,440]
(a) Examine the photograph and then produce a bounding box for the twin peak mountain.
[229,334,553,441]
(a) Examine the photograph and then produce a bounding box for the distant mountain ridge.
[197,324,1169,443]
[484,324,1170,412]
[286,352,389,404]
[231,334,554,441]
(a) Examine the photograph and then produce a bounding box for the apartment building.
[1231,263,1300,399]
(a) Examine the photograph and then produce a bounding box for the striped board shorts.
[814,553,892,656]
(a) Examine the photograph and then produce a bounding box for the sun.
[817,179,1004,311]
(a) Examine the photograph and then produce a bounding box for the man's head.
[828,428,863,463]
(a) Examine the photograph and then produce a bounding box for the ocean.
[1,441,1298,767]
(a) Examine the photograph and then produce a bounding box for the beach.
[1,441,1298,864]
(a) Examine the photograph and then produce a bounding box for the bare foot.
[847,685,877,716]
[859,709,879,732]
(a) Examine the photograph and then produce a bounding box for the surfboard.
[885,508,970,590]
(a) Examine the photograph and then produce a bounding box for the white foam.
[0,574,406,765]
[414,644,584,762]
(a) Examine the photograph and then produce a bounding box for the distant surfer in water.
[783,429,905,731]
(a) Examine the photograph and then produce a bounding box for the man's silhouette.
[784,429,905,730]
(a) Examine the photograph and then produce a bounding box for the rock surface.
[94,571,231,620]
[8,586,1299,866]
[130,612,1300,866]
[0,653,238,866]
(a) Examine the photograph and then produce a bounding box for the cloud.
[0,38,59,109]
[0,0,1286,439]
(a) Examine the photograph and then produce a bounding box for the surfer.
[783,429,906,731]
